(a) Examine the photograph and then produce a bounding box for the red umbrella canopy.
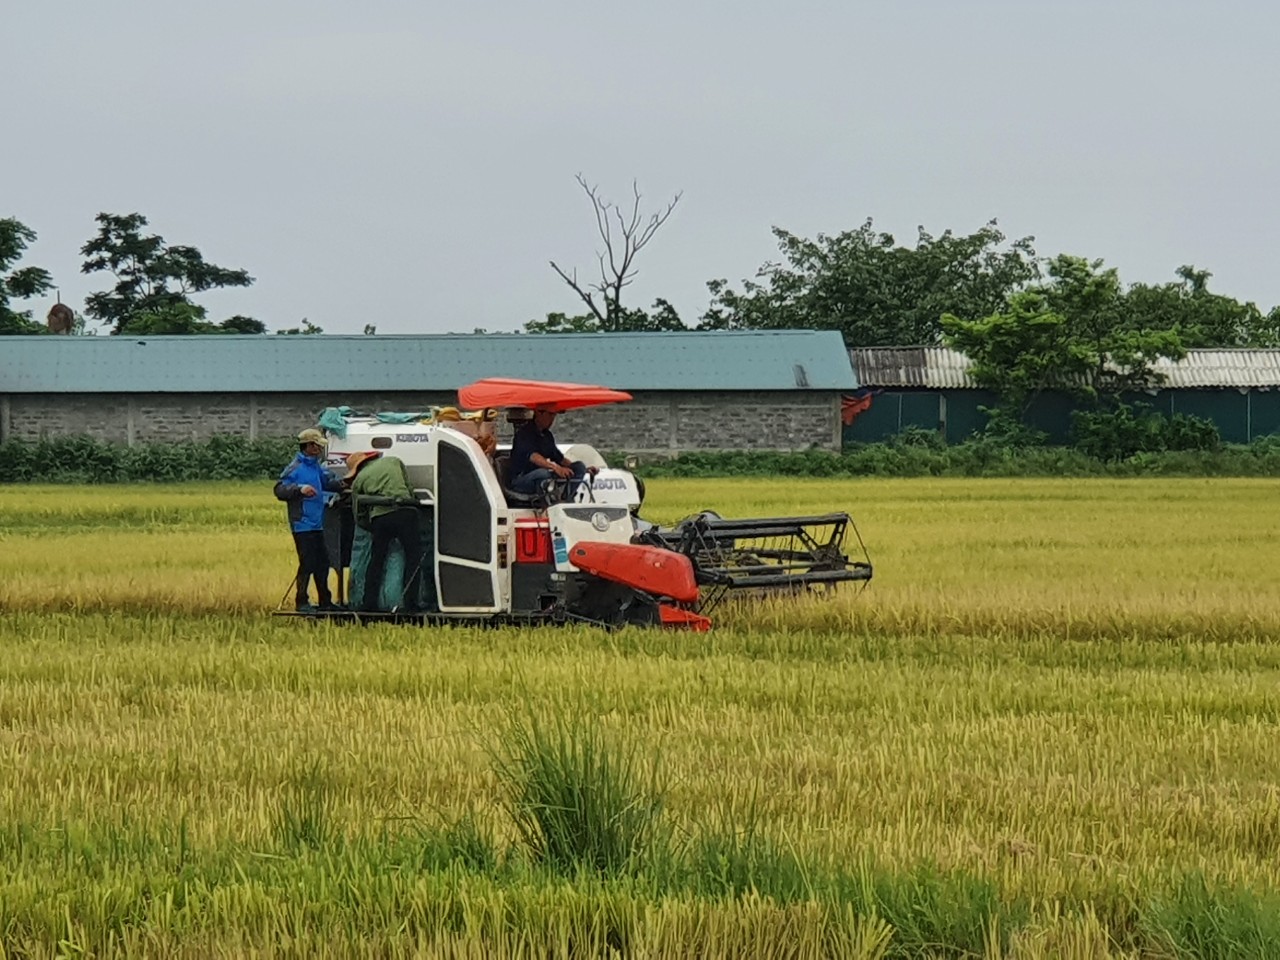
[458,378,633,413]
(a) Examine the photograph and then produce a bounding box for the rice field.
[1,477,1278,958]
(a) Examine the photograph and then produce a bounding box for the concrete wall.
[0,390,843,453]
[556,391,841,452]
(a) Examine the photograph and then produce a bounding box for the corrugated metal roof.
[850,347,976,388]
[848,347,978,389]
[0,330,856,393]
[1151,350,1280,388]
[848,347,929,387]
[851,347,1280,390]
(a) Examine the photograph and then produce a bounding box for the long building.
[847,346,1280,443]
[0,330,857,453]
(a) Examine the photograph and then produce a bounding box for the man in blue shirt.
[275,428,344,611]
[509,408,597,495]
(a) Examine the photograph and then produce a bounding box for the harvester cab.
[283,377,871,629]
[307,379,707,629]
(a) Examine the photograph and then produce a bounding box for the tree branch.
[549,260,606,324]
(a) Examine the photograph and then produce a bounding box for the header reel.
[639,511,872,612]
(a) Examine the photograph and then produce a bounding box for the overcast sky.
[6,1,1278,335]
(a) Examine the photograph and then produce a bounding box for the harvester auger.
[277,378,872,630]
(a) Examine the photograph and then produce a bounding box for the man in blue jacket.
[275,428,344,611]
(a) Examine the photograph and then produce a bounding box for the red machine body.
[568,542,700,604]
[658,604,712,632]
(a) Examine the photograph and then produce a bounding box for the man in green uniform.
[344,451,424,612]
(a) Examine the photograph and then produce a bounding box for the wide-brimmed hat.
[297,428,327,447]
[342,450,382,481]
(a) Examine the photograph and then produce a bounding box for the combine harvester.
[281,378,871,630]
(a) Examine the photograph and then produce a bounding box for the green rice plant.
[683,789,817,903]
[1141,873,1280,960]
[861,862,1023,959]
[271,758,339,852]
[489,709,668,878]
[412,806,500,874]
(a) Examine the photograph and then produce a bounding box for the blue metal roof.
[0,331,857,393]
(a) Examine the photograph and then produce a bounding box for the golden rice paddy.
[0,477,1277,958]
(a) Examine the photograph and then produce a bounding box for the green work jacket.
[351,456,415,527]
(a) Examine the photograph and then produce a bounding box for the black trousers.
[292,530,332,609]
[363,508,424,611]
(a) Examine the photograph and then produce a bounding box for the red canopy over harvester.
[458,378,632,413]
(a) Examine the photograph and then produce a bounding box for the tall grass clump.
[413,807,500,873]
[1141,873,1280,960]
[684,793,817,902]
[865,863,1022,958]
[490,710,667,877]
[271,758,339,852]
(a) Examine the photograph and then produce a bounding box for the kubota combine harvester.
[278,378,871,629]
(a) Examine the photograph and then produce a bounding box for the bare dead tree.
[550,174,681,327]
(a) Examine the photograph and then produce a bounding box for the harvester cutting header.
[277,378,871,629]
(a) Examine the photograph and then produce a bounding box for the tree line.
[528,178,1280,353]
[0,213,330,336]
[7,201,1277,352]
[7,195,1280,409]
[6,189,1280,455]
[529,179,1280,451]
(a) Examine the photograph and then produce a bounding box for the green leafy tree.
[81,213,254,334]
[220,315,267,334]
[944,256,1186,431]
[700,219,1039,345]
[941,291,1087,416]
[118,303,265,335]
[526,312,596,334]
[525,298,686,334]
[121,303,215,335]
[0,217,54,334]
[274,319,323,335]
[1125,265,1278,348]
[1040,255,1184,401]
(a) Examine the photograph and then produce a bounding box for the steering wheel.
[566,473,595,504]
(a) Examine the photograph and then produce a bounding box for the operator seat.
[497,406,549,508]
[498,455,581,508]
[495,451,544,508]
